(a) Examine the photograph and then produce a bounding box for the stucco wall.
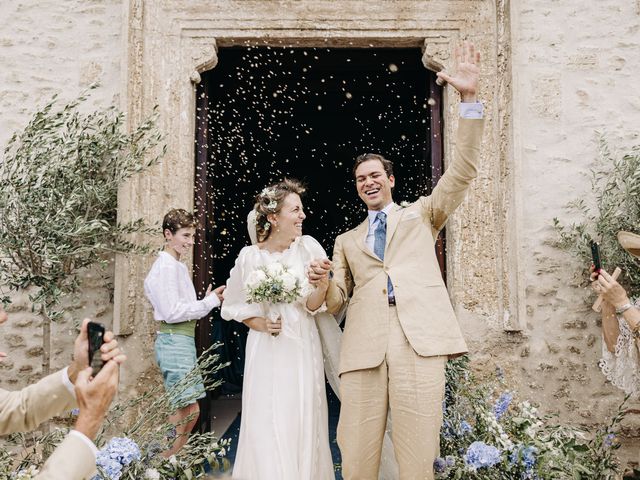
[504,0,640,462]
[2,0,640,469]
[0,0,123,383]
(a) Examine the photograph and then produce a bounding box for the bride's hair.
[254,178,306,242]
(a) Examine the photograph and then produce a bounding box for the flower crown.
[259,187,279,212]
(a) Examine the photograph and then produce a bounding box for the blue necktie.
[374,212,394,299]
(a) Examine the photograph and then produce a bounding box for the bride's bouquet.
[245,261,304,304]
[245,262,307,336]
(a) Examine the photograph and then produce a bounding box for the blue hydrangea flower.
[494,392,513,420]
[92,437,141,480]
[105,437,141,465]
[464,441,502,470]
[93,453,122,480]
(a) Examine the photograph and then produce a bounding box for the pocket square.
[401,211,420,221]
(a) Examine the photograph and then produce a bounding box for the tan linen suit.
[0,369,97,479]
[327,118,484,479]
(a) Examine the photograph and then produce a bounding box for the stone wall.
[2,0,640,469]
[0,0,123,383]
[492,0,640,463]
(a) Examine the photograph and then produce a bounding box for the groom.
[311,42,484,479]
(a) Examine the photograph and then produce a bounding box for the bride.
[220,178,335,480]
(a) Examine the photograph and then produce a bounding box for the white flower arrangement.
[260,187,279,212]
[13,466,39,479]
[246,261,306,305]
[144,468,161,480]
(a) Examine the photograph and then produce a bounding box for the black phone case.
[88,322,105,376]
[591,241,601,271]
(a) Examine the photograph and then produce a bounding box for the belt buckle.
[388,296,396,306]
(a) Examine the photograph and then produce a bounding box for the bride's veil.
[246,208,399,479]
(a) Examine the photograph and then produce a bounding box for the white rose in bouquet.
[266,262,284,277]
[281,271,299,291]
[247,268,267,289]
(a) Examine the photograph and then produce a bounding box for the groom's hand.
[308,259,332,286]
[436,41,480,103]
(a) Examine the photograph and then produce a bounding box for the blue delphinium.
[464,441,502,471]
[93,437,141,480]
[604,433,616,448]
[494,391,513,420]
[510,444,537,477]
[459,420,472,435]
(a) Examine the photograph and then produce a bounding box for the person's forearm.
[601,302,620,353]
[306,284,328,312]
[621,306,640,334]
[242,317,266,332]
[74,411,105,441]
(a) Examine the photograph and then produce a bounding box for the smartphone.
[87,321,106,376]
[590,240,602,272]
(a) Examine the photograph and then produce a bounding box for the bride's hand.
[307,259,332,287]
[243,316,282,335]
[264,316,282,336]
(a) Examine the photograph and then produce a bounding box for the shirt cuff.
[204,294,221,310]
[69,430,98,456]
[459,102,484,119]
[61,367,77,399]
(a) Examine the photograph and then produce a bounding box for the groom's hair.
[352,153,394,179]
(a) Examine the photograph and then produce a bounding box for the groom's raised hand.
[436,41,480,103]
[308,259,332,287]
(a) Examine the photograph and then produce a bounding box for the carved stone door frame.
[113,2,521,386]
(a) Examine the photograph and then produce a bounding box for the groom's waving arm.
[421,118,483,234]
[326,234,354,315]
[422,41,485,234]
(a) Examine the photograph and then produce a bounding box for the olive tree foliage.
[554,135,640,298]
[0,87,165,374]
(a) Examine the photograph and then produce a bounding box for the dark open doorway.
[193,46,444,432]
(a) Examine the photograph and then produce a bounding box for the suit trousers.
[337,306,446,480]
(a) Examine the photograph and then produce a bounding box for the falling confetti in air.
[193,45,439,393]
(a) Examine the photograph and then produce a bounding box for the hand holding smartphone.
[87,321,106,376]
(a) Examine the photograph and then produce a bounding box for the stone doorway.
[192,45,443,432]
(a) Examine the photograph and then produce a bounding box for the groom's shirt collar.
[367,202,396,230]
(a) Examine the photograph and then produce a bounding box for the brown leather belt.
[388,296,396,305]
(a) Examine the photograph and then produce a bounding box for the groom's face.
[355,159,395,211]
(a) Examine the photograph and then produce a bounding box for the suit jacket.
[327,117,485,375]
[0,369,97,479]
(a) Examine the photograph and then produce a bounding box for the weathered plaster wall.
[0,0,124,384]
[3,0,640,470]
[485,0,640,464]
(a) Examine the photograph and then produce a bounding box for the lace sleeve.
[598,300,640,396]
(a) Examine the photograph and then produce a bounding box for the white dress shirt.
[365,202,396,255]
[144,251,220,324]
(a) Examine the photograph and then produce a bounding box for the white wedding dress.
[221,235,335,480]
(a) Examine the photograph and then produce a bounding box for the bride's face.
[273,193,306,239]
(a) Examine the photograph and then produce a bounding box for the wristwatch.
[615,302,635,314]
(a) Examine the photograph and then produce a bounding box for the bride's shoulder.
[299,235,327,256]
[235,244,260,262]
